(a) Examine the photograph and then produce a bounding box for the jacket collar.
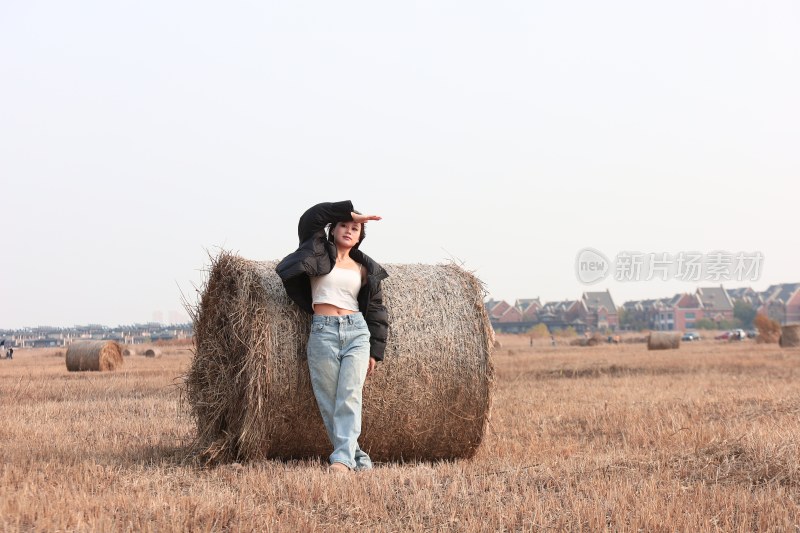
[348,247,388,281]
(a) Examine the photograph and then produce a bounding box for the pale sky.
[1,1,798,329]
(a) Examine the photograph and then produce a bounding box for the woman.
[276,200,389,472]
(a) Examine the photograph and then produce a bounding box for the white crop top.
[310,266,362,311]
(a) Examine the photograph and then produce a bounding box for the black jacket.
[275,200,389,361]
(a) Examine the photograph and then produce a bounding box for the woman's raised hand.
[351,212,382,223]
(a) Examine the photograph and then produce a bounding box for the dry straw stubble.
[65,340,124,371]
[185,252,494,464]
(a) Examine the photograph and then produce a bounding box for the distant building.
[538,300,588,333]
[486,282,800,334]
[485,299,511,321]
[727,287,763,308]
[624,285,737,331]
[582,290,618,331]
[759,283,800,325]
[515,298,541,322]
[0,323,193,348]
[697,285,734,322]
[672,293,702,331]
[29,338,62,348]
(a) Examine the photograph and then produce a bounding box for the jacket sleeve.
[366,283,389,361]
[297,201,354,243]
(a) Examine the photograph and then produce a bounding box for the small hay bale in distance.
[65,340,124,371]
[779,325,800,348]
[122,346,136,356]
[185,252,494,463]
[585,333,605,346]
[143,348,160,357]
[647,332,681,350]
[569,333,603,347]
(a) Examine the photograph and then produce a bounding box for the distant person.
[550,334,556,347]
[6,347,13,359]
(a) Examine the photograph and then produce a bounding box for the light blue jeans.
[307,313,373,470]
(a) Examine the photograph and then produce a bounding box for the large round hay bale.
[779,325,800,348]
[143,348,160,357]
[185,252,494,464]
[65,340,123,371]
[647,332,681,350]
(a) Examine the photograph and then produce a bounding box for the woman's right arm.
[297,201,354,242]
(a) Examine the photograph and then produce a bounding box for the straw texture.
[65,340,124,371]
[780,325,800,348]
[647,332,681,350]
[185,252,494,464]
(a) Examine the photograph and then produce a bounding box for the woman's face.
[332,220,362,248]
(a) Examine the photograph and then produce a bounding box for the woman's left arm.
[297,201,354,242]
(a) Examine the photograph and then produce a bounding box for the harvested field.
[1,336,799,530]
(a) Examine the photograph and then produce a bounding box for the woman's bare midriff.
[313,303,358,316]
